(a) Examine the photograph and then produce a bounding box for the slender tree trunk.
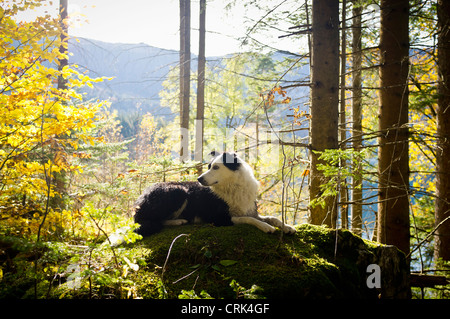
[339,0,349,229]
[195,0,206,168]
[351,0,363,236]
[180,0,191,161]
[435,0,450,261]
[57,0,68,90]
[51,0,68,210]
[309,0,339,227]
[377,0,410,255]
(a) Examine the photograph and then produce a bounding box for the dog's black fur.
[134,181,237,236]
[134,152,253,236]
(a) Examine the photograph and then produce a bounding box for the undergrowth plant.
[309,148,367,210]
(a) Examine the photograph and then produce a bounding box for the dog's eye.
[212,165,220,170]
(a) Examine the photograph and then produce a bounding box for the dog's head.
[197,151,242,186]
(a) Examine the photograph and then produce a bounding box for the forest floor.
[53,223,410,299]
[1,223,411,299]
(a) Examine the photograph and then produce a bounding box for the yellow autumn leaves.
[0,1,107,223]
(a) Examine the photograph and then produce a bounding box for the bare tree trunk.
[377,0,410,255]
[180,0,191,161]
[195,0,206,168]
[339,0,349,229]
[351,0,363,236]
[435,0,450,261]
[51,0,69,211]
[309,0,339,227]
[57,0,68,90]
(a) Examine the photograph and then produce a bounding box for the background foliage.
[0,0,449,299]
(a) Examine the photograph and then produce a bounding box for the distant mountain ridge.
[69,37,186,116]
[68,37,309,119]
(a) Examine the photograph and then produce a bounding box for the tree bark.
[57,0,68,90]
[410,273,449,288]
[309,0,339,227]
[51,0,69,211]
[195,0,206,167]
[377,0,410,255]
[434,0,450,261]
[180,0,191,161]
[351,0,363,236]
[339,0,349,229]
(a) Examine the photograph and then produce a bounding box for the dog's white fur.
[198,153,296,234]
[200,154,258,216]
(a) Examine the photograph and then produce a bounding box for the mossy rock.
[131,223,410,299]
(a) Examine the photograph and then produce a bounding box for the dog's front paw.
[174,219,188,225]
[164,219,188,226]
[282,224,296,234]
[261,223,277,233]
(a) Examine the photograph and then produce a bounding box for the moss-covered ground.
[2,222,408,299]
[129,223,391,299]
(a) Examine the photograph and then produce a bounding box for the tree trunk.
[435,0,450,261]
[351,0,363,236]
[377,0,410,255]
[339,0,349,229]
[180,0,191,161]
[51,0,69,211]
[57,0,68,90]
[195,0,206,168]
[309,0,339,227]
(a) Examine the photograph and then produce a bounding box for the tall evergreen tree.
[180,0,191,161]
[309,0,340,227]
[435,0,450,261]
[339,0,349,229]
[351,0,363,236]
[195,0,206,166]
[377,0,410,255]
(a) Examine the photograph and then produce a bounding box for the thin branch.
[407,216,450,259]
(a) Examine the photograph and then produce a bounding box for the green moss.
[31,223,406,299]
[128,223,395,299]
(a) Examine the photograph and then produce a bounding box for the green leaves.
[310,149,368,209]
[219,259,238,267]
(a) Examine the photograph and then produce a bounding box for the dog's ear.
[207,151,220,170]
[222,152,240,171]
[209,151,220,158]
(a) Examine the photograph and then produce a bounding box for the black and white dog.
[133,152,296,236]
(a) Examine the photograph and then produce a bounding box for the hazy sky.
[13,0,310,56]
[14,0,263,56]
[69,0,250,56]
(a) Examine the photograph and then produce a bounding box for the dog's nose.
[198,176,205,185]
